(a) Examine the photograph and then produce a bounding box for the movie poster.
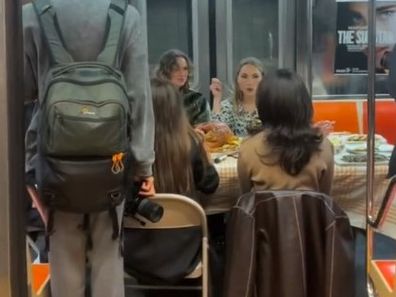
[334,0,396,74]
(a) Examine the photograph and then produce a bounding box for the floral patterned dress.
[211,99,261,137]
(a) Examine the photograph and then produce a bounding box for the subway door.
[130,0,211,100]
[214,0,296,96]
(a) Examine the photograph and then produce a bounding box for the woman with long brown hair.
[124,78,218,287]
[156,49,211,126]
[151,78,219,197]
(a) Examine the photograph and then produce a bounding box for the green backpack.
[33,0,131,236]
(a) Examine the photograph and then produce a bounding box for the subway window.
[231,0,279,73]
[146,0,193,67]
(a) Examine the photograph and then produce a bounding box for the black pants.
[207,213,227,297]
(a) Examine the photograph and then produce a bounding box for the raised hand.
[210,78,223,113]
[313,120,335,136]
[210,78,223,100]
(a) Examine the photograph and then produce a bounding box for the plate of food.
[206,134,241,154]
[327,134,344,154]
[197,122,242,154]
[344,143,367,154]
[377,144,394,153]
[345,134,387,144]
[335,152,390,165]
[344,142,393,154]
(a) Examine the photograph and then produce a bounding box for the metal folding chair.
[124,193,209,297]
[367,176,396,297]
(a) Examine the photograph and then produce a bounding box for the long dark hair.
[156,49,193,92]
[256,69,322,176]
[151,78,194,194]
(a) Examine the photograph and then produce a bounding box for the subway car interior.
[1,0,396,296]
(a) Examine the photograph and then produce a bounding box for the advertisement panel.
[334,0,396,74]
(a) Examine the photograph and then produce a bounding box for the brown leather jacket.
[223,191,355,297]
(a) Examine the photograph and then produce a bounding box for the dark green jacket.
[183,90,211,126]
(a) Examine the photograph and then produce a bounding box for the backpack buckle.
[111,153,125,174]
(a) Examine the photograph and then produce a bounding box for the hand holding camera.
[138,176,156,197]
[124,177,163,223]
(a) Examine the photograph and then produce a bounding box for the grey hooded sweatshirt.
[23,0,154,177]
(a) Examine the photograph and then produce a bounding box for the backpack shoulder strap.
[33,0,74,65]
[96,0,128,67]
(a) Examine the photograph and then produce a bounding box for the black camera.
[124,182,163,223]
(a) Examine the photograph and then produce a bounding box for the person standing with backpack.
[23,0,155,297]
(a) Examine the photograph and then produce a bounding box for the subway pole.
[0,0,28,296]
[366,0,376,295]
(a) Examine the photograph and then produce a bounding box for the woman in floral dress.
[210,57,265,137]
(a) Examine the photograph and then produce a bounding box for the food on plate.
[341,153,389,163]
[346,134,368,142]
[378,144,394,153]
[328,135,342,146]
[327,134,344,154]
[345,143,367,154]
[196,122,241,153]
[345,134,386,143]
[344,142,394,157]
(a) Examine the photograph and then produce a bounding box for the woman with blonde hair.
[210,57,265,136]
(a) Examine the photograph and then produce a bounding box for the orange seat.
[31,263,50,296]
[363,100,396,144]
[370,260,396,296]
[375,261,396,290]
[313,101,360,133]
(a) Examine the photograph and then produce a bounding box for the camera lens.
[136,199,164,223]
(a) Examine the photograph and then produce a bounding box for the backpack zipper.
[42,77,129,106]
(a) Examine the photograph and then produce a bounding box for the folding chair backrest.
[123,193,209,297]
[370,175,396,228]
[124,193,208,235]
